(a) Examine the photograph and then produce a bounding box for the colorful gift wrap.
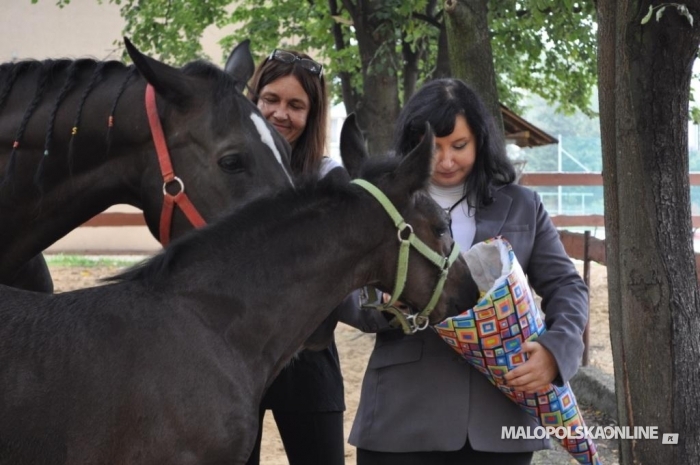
[434,237,602,465]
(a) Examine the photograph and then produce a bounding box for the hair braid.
[34,61,80,188]
[66,61,106,175]
[4,64,51,181]
[105,66,137,158]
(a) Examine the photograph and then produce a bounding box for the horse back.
[0,284,260,464]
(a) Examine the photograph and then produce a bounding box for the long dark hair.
[393,78,515,208]
[248,51,328,177]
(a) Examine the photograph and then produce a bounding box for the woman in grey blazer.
[347,79,589,465]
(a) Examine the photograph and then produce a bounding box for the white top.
[426,182,476,251]
[319,157,343,178]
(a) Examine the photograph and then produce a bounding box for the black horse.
[0,38,292,293]
[0,122,478,465]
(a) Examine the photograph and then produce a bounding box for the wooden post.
[582,230,591,366]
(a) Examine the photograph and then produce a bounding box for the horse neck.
[240,196,389,386]
[0,64,155,272]
[165,191,391,388]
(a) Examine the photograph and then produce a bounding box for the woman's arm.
[336,289,394,333]
[523,191,589,385]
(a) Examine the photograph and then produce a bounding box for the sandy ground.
[50,260,612,465]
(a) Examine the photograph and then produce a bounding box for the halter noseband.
[145,84,206,246]
[352,179,462,334]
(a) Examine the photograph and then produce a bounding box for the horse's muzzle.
[433,255,480,322]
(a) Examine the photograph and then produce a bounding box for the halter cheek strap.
[145,84,207,246]
[352,179,461,334]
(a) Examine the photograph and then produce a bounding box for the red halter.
[145,84,206,246]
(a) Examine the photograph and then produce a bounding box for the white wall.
[1,2,125,62]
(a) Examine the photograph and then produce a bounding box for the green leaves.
[48,0,599,116]
[641,3,695,27]
[641,4,654,24]
[490,0,598,115]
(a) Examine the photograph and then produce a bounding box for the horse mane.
[109,170,372,286]
[0,58,130,186]
[0,55,248,187]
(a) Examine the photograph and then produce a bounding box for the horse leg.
[10,254,54,293]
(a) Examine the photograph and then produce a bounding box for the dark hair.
[248,50,328,177]
[393,78,515,208]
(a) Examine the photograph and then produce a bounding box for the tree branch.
[412,12,442,29]
[341,0,357,19]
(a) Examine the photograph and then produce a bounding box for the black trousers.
[245,409,345,465]
[356,439,533,465]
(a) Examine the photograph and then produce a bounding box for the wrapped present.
[434,237,602,465]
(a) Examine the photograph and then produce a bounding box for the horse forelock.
[181,60,248,109]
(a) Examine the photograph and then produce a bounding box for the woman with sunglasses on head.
[245,48,349,465]
[347,78,589,465]
[251,49,329,177]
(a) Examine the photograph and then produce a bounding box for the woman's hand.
[503,341,558,393]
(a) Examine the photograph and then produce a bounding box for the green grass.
[45,254,146,268]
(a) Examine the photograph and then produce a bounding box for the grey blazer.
[345,183,589,453]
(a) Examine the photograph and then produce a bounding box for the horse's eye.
[434,226,448,237]
[218,154,246,173]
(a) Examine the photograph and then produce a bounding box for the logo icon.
[662,433,679,444]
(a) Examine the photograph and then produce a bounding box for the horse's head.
[340,114,479,329]
[124,38,293,244]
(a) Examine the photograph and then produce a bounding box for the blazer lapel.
[472,186,513,246]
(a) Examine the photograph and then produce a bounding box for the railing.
[79,172,700,366]
[81,172,699,227]
[520,172,700,227]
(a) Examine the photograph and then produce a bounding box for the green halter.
[352,179,462,334]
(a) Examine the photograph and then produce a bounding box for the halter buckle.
[405,313,430,333]
[163,176,185,197]
[397,223,413,242]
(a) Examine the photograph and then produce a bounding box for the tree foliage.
[44,0,598,152]
[53,0,597,111]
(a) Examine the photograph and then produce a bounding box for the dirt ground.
[50,260,612,465]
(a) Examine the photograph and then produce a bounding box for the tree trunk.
[401,37,421,104]
[434,21,452,79]
[443,0,504,133]
[596,1,700,463]
[347,0,401,155]
[329,0,358,114]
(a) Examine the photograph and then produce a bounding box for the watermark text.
[502,426,678,442]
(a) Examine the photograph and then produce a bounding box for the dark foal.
[0,125,478,465]
[0,38,292,293]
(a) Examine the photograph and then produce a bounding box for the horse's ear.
[124,37,193,107]
[224,40,255,93]
[339,113,368,179]
[393,122,434,195]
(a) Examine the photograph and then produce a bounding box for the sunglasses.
[268,49,323,78]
